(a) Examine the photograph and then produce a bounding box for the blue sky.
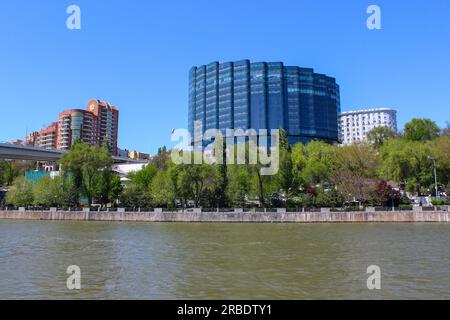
[0,0,449,154]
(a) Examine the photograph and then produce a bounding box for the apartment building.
[57,109,97,150]
[26,122,58,149]
[86,99,119,156]
[339,108,397,144]
[26,99,119,155]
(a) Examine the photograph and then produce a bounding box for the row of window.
[190,63,340,141]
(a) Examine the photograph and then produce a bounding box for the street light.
[428,156,439,199]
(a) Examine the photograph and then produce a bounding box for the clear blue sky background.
[0,0,449,154]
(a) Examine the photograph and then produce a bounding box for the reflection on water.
[0,220,449,299]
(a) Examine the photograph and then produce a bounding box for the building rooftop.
[340,108,397,116]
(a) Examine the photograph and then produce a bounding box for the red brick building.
[26,99,119,155]
[26,122,58,149]
[86,99,119,156]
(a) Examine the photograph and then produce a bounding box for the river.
[0,220,448,299]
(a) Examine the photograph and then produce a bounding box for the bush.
[287,189,345,208]
[5,177,34,207]
[431,200,445,206]
[315,189,345,208]
[269,193,284,208]
[288,193,315,208]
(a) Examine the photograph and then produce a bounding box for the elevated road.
[0,143,147,164]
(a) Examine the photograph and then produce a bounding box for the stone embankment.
[0,207,449,223]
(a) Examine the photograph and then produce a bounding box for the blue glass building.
[188,60,341,145]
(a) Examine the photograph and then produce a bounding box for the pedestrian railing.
[1,206,449,213]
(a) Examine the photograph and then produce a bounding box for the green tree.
[367,126,397,148]
[167,161,181,205]
[430,135,450,191]
[245,137,281,208]
[59,175,80,208]
[92,168,123,207]
[315,188,345,208]
[93,168,112,206]
[334,143,380,205]
[201,137,230,208]
[109,175,124,206]
[0,160,21,186]
[291,143,306,188]
[292,141,336,188]
[0,160,5,186]
[276,129,294,201]
[5,177,34,207]
[150,169,176,207]
[222,142,268,207]
[404,118,440,142]
[33,176,64,207]
[79,147,112,206]
[60,142,113,206]
[151,146,170,170]
[215,138,229,208]
[226,165,252,207]
[120,183,151,208]
[289,192,315,208]
[122,163,158,208]
[0,161,5,187]
[178,163,216,207]
[175,163,193,207]
[379,138,433,196]
[249,155,268,207]
[128,163,157,190]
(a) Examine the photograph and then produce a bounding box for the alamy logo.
[366,265,381,290]
[171,121,280,176]
[66,5,81,30]
[66,265,81,290]
[367,5,382,30]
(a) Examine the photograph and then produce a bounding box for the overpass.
[0,143,147,164]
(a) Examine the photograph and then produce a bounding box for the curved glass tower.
[189,60,340,145]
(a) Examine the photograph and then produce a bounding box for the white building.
[339,108,397,145]
[112,163,148,182]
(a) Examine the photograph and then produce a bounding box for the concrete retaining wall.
[0,210,449,223]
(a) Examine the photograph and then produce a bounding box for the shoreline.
[0,210,449,223]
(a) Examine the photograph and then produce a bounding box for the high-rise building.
[189,60,341,145]
[26,99,119,155]
[38,122,59,149]
[339,108,397,145]
[86,99,119,156]
[26,122,58,149]
[57,109,97,150]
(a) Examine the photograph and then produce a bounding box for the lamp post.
[428,156,438,199]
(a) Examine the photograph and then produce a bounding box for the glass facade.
[70,112,84,145]
[189,60,340,145]
[205,62,219,131]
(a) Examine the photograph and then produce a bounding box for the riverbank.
[0,209,449,223]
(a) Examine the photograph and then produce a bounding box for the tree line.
[2,118,449,209]
[2,143,123,208]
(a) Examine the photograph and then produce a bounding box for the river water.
[0,220,448,299]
